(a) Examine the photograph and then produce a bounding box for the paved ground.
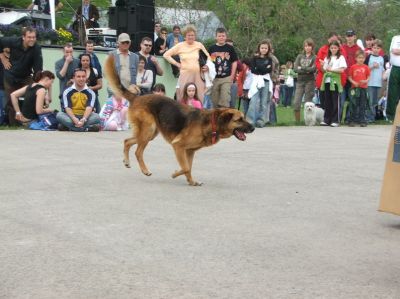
[1,126,399,299]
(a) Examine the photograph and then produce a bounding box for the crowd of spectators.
[0,22,398,131]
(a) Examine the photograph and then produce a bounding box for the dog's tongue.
[234,129,246,141]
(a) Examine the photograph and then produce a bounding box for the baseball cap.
[118,33,131,43]
[346,29,356,36]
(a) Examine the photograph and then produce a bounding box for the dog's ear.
[219,111,234,124]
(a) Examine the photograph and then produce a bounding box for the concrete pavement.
[1,125,399,298]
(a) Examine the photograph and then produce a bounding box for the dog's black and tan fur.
[104,55,254,185]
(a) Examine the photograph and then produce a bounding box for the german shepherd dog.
[104,55,254,186]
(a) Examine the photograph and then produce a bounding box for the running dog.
[104,55,254,186]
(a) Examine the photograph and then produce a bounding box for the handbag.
[38,112,59,130]
[199,49,208,68]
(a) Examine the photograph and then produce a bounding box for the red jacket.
[315,44,348,88]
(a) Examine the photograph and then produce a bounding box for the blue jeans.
[203,94,213,109]
[56,112,100,131]
[283,85,293,107]
[367,86,381,122]
[0,89,4,125]
[230,82,238,108]
[246,80,270,127]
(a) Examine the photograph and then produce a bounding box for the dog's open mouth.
[233,129,247,141]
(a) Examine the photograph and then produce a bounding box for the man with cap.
[340,29,361,122]
[108,33,139,90]
[387,34,400,120]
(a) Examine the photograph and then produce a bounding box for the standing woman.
[320,40,347,127]
[78,53,102,113]
[293,38,317,122]
[163,25,210,102]
[10,70,56,125]
[247,39,274,127]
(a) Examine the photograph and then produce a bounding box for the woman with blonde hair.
[163,25,210,102]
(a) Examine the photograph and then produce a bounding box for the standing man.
[108,33,139,89]
[55,43,79,104]
[0,27,43,125]
[387,34,400,120]
[154,21,161,42]
[56,68,100,132]
[136,37,163,88]
[166,25,184,78]
[208,28,238,108]
[341,29,360,122]
[84,40,102,76]
[76,0,100,28]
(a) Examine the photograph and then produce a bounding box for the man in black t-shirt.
[208,28,238,108]
[0,27,43,125]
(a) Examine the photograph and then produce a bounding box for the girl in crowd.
[246,39,274,127]
[99,94,129,131]
[136,55,154,94]
[320,40,347,127]
[163,25,210,103]
[283,60,295,107]
[293,38,317,122]
[236,58,252,115]
[10,70,57,128]
[78,53,102,113]
[180,82,203,109]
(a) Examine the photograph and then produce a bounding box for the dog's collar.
[211,111,217,144]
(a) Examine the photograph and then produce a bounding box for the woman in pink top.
[163,24,210,103]
[180,82,203,109]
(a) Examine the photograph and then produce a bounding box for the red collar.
[211,111,217,144]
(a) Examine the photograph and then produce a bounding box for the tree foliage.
[156,0,400,64]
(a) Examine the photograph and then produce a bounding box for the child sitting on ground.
[180,82,203,109]
[99,95,129,131]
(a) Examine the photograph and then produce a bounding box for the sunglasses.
[120,41,130,44]
[143,44,152,47]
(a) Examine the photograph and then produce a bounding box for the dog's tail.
[104,54,140,103]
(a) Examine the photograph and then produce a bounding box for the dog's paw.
[123,159,131,168]
[142,170,152,176]
[171,170,180,179]
[189,181,203,186]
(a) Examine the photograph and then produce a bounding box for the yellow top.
[163,41,209,73]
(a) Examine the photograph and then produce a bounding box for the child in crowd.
[293,38,317,122]
[348,50,370,127]
[236,58,251,115]
[247,39,274,127]
[376,90,387,121]
[99,95,129,131]
[282,61,295,107]
[320,40,347,127]
[152,83,166,95]
[180,82,203,109]
[366,39,385,122]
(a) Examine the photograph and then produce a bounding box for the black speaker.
[108,1,154,51]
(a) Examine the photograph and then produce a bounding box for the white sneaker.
[330,123,339,127]
[320,121,328,126]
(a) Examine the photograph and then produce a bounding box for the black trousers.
[321,83,340,125]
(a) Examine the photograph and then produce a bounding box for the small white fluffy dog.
[304,102,324,126]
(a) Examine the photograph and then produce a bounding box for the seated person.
[10,71,57,129]
[78,53,102,112]
[99,94,129,131]
[136,55,154,94]
[56,68,100,131]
